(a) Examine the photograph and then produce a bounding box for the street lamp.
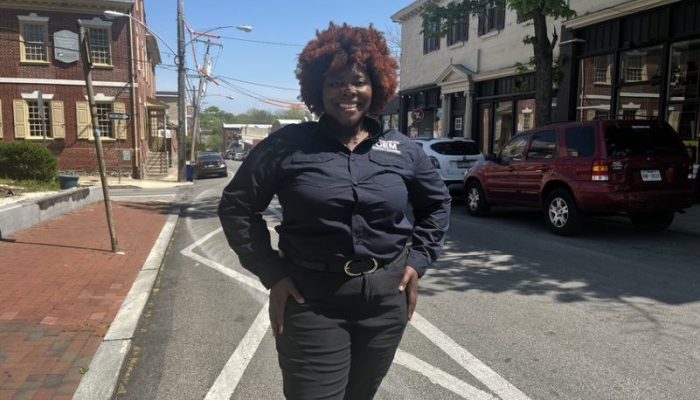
[185,24,253,46]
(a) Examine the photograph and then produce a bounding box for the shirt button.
[352,180,358,186]
[350,156,356,161]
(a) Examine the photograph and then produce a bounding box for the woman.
[218,23,451,400]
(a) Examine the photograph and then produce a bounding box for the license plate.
[456,161,469,168]
[640,169,661,182]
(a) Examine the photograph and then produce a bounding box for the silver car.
[414,137,483,187]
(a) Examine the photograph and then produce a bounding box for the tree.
[422,0,575,126]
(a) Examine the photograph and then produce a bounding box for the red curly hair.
[297,23,398,116]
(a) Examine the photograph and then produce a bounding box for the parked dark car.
[195,154,228,179]
[463,119,695,235]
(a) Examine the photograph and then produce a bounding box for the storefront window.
[516,98,535,132]
[493,101,513,154]
[577,54,613,121]
[406,108,437,138]
[669,39,700,102]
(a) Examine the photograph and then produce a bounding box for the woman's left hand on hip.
[399,265,419,321]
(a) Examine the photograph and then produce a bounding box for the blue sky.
[145,0,408,114]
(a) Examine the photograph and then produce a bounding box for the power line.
[216,36,303,47]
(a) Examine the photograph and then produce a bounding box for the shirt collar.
[316,114,383,142]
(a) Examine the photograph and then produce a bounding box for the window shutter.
[497,6,506,30]
[51,101,65,139]
[0,100,3,138]
[113,102,127,139]
[76,101,93,139]
[478,13,486,36]
[13,99,27,139]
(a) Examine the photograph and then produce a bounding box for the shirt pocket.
[289,153,336,188]
[368,152,408,187]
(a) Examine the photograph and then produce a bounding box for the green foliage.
[508,0,575,20]
[0,178,58,192]
[422,0,575,36]
[204,133,223,153]
[0,141,58,182]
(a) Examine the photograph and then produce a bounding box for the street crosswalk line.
[204,301,271,400]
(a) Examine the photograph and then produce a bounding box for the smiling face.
[322,63,373,128]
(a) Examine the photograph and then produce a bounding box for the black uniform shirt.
[218,116,451,289]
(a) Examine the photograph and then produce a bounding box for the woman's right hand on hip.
[269,277,305,337]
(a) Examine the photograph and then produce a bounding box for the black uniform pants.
[275,262,408,400]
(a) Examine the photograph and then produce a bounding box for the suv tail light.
[591,160,610,181]
[429,156,440,169]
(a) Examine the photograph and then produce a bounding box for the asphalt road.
[116,160,700,400]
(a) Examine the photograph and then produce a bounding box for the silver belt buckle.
[343,258,378,276]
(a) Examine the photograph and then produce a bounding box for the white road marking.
[410,313,532,400]
[180,227,266,294]
[183,218,530,399]
[393,349,496,400]
[204,301,270,400]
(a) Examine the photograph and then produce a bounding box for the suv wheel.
[629,211,674,232]
[465,181,489,216]
[544,189,583,236]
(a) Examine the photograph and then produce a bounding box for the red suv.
[463,119,694,235]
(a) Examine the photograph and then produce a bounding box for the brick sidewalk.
[0,202,171,400]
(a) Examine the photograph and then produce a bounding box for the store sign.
[54,30,79,63]
[411,108,424,123]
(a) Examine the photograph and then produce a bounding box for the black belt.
[289,247,408,276]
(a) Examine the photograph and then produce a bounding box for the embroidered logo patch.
[372,139,401,154]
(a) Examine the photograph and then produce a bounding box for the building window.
[27,100,51,138]
[95,103,114,138]
[454,117,463,131]
[21,23,48,62]
[624,55,644,82]
[447,13,468,46]
[478,2,505,36]
[423,18,441,54]
[88,28,112,65]
[593,57,609,84]
[621,46,662,83]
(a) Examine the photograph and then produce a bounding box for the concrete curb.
[73,211,179,400]
[0,186,103,238]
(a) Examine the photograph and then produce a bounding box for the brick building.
[0,0,166,178]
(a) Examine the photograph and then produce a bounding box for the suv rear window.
[604,122,686,156]
[565,126,595,157]
[430,141,480,155]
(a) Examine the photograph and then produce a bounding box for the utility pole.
[190,39,213,162]
[79,23,119,253]
[177,0,187,181]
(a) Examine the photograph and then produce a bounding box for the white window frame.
[78,18,113,67]
[18,14,49,63]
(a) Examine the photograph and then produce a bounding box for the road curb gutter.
[73,211,179,400]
